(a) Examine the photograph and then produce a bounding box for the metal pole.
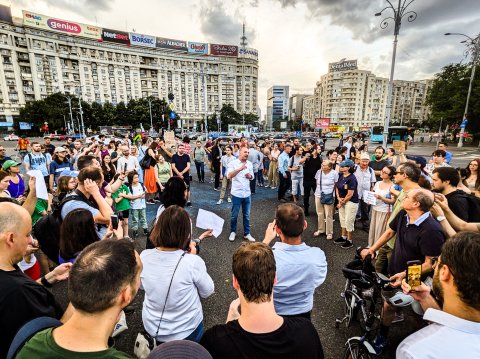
[147,99,153,131]
[383,32,398,149]
[436,118,443,150]
[202,63,208,137]
[78,97,85,139]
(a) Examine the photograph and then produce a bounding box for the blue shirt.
[445,151,452,164]
[278,151,290,176]
[49,160,72,186]
[272,242,327,315]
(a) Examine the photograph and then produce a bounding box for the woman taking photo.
[268,143,280,189]
[314,160,338,239]
[101,154,116,183]
[465,159,480,196]
[368,165,396,247]
[141,205,214,343]
[334,159,359,249]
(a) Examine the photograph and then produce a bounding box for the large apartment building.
[304,59,431,130]
[266,85,289,129]
[0,6,258,129]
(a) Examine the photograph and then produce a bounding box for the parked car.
[3,134,19,141]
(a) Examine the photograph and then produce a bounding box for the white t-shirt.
[116,155,140,174]
[373,181,393,212]
[354,166,376,199]
[221,155,235,176]
[130,183,146,209]
[314,170,338,197]
[140,249,214,342]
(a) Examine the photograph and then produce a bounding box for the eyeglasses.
[395,171,404,175]
[431,257,439,269]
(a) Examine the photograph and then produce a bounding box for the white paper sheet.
[363,190,377,206]
[196,208,224,238]
[27,170,48,200]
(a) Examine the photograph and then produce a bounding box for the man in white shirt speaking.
[227,146,255,242]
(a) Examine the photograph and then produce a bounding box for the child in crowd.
[111,173,141,239]
[127,171,147,239]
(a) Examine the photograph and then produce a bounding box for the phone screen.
[110,214,119,230]
[407,263,422,289]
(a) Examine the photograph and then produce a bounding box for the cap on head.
[1,159,22,171]
[360,153,370,161]
[339,159,355,168]
[54,147,68,154]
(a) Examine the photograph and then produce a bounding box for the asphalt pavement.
[2,138,478,358]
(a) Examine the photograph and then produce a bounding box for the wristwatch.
[191,238,201,244]
[436,216,446,222]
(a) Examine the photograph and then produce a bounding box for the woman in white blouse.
[314,160,338,239]
[140,205,214,343]
[368,165,396,247]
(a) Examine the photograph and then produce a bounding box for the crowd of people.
[0,132,479,359]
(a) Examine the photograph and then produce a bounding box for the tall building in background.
[0,6,259,130]
[289,94,309,122]
[266,85,289,129]
[304,59,432,130]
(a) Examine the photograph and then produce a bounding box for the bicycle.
[336,248,413,359]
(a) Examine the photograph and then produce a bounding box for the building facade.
[0,7,258,130]
[266,85,289,129]
[288,94,309,122]
[304,59,432,130]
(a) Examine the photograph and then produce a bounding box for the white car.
[3,134,19,141]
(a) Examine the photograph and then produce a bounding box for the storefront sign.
[329,59,358,72]
[129,32,156,48]
[22,10,101,39]
[101,28,130,45]
[156,37,188,51]
[187,41,208,55]
[315,118,330,129]
[210,44,238,57]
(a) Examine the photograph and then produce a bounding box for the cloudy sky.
[5,0,480,117]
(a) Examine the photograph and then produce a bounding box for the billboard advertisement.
[19,122,32,130]
[22,11,101,40]
[210,44,238,57]
[156,37,188,51]
[101,28,130,45]
[329,59,358,72]
[238,47,258,60]
[129,32,156,48]
[315,118,330,129]
[187,41,208,55]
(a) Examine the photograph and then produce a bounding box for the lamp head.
[375,12,382,16]
[445,32,452,36]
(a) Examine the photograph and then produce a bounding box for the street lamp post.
[375,0,417,149]
[445,32,480,147]
[64,96,74,134]
[146,98,153,132]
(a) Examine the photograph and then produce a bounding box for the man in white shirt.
[227,147,255,242]
[354,152,376,230]
[116,145,140,176]
[396,231,480,359]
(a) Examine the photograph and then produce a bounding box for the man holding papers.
[227,147,255,242]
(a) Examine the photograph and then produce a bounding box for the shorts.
[183,175,190,190]
[118,209,130,220]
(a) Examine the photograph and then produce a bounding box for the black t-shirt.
[335,173,359,203]
[45,143,55,156]
[171,154,190,176]
[445,190,470,222]
[0,267,63,359]
[369,159,389,181]
[303,156,322,181]
[388,209,445,275]
[201,317,324,359]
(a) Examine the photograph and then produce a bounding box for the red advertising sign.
[210,44,238,57]
[315,118,330,129]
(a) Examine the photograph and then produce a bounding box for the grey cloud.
[199,1,256,45]
[16,0,111,19]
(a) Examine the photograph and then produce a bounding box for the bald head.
[0,202,31,235]
[410,189,434,213]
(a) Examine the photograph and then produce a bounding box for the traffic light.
[168,93,174,101]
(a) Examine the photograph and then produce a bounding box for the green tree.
[426,63,480,140]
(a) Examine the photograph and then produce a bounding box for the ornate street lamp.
[445,32,480,147]
[375,0,417,148]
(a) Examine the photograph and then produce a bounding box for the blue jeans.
[230,195,251,235]
[184,321,204,343]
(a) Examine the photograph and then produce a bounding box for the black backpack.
[32,191,94,263]
[453,191,480,222]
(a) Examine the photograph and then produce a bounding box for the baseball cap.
[147,340,212,359]
[43,135,51,139]
[339,159,355,168]
[59,169,79,178]
[360,153,370,161]
[54,146,68,153]
[1,159,22,171]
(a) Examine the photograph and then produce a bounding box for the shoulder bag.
[320,171,335,205]
[134,252,186,359]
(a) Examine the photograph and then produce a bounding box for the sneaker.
[313,230,324,237]
[244,234,255,242]
[372,335,389,355]
[334,236,347,244]
[392,312,404,324]
[271,186,276,189]
[186,201,192,207]
[326,234,333,240]
[227,198,232,203]
[217,199,223,205]
[341,240,353,249]
[213,187,220,191]
[133,230,138,239]
[229,232,236,242]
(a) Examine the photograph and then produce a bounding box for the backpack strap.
[7,317,62,359]
[27,153,32,166]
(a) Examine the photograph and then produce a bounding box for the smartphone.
[406,260,422,290]
[110,214,119,230]
[123,163,127,173]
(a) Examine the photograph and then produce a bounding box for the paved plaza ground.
[2,138,478,358]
